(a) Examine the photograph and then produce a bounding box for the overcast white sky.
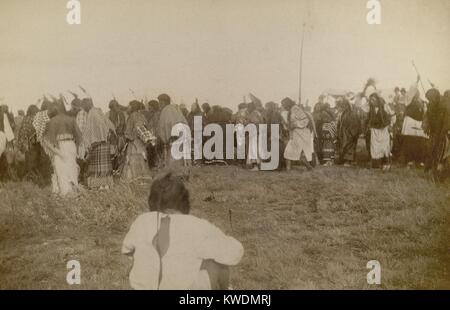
[0,0,449,112]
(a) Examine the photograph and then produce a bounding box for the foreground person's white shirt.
[122,212,244,290]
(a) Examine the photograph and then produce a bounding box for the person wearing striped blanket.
[81,99,116,190]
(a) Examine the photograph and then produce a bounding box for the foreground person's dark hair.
[148,172,190,214]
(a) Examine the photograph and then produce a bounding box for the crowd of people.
[1,76,449,196]
[313,77,450,179]
[1,77,449,289]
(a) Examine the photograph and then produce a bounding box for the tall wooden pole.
[298,23,306,106]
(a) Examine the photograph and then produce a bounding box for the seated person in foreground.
[122,172,244,290]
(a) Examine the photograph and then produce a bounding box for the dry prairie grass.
[0,165,449,289]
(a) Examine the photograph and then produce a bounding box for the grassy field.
[0,164,449,290]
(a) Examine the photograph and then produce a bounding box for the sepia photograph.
[0,0,449,295]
